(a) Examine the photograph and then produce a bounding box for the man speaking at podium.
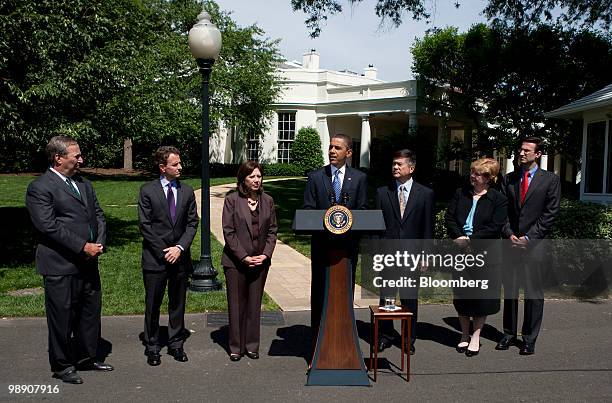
[303,133,368,351]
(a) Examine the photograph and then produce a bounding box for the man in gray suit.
[375,149,435,354]
[26,136,113,384]
[497,136,561,355]
[138,146,198,366]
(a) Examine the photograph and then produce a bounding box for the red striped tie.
[520,170,530,205]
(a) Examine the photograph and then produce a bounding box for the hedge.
[435,198,612,239]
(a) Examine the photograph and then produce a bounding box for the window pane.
[585,121,605,193]
[277,112,296,163]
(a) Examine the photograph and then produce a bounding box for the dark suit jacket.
[501,169,561,240]
[221,191,277,269]
[303,165,367,211]
[446,187,508,240]
[375,180,435,240]
[138,179,198,271]
[26,169,106,276]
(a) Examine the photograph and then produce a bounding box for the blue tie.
[332,169,341,203]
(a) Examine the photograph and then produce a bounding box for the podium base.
[306,368,370,386]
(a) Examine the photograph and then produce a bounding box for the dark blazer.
[446,187,508,240]
[375,180,435,239]
[26,169,106,275]
[501,168,561,240]
[138,179,198,271]
[221,191,277,269]
[303,165,367,210]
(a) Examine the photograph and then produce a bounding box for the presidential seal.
[324,205,353,235]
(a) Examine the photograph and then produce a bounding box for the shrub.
[261,163,304,177]
[553,199,612,239]
[291,127,324,175]
[435,198,612,239]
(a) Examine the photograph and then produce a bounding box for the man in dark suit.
[375,149,435,354]
[303,133,368,346]
[497,137,561,355]
[26,136,113,384]
[138,146,198,366]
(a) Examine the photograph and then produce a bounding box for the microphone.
[341,192,349,207]
[328,190,337,206]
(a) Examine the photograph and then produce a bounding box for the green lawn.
[0,174,278,317]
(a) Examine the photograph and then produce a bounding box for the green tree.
[0,0,281,171]
[291,127,324,174]
[290,0,611,37]
[411,24,612,159]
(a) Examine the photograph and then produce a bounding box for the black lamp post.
[188,11,222,292]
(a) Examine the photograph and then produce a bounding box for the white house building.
[210,50,472,172]
[546,83,612,204]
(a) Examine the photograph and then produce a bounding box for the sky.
[215,0,489,82]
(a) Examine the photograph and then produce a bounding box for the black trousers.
[502,259,545,344]
[43,272,101,374]
[224,266,269,355]
[377,297,418,345]
[143,267,187,353]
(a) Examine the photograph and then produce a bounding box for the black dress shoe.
[245,351,259,359]
[147,352,161,366]
[53,369,83,384]
[229,354,241,362]
[519,343,535,355]
[410,344,416,355]
[495,335,518,350]
[465,346,480,357]
[377,337,393,352]
[168,348,188,362]
[79,362,114,371]
[456,342,469,354]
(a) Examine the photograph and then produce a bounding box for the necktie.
[167,183,176,223]
[332,170,341,203]
[65,178,80,199]
[399,185,406,218]
[520,170,530,205]
[67,178,94,241]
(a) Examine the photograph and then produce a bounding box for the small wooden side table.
[368,305,413,382]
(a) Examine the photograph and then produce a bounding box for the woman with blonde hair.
[445,158,508,356]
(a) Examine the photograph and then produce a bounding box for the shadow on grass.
[0,207,140,268]
[0,207,37,267]
[104,215,140,248]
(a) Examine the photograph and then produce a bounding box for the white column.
[506,153,514,174]
[553,153,562,176]
[317,116,330,165]
[359,114,371,169]
[408,112,419,133]
[540,154,548,171]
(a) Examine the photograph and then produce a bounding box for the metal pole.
[190,58,222,292]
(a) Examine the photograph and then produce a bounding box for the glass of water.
[384,297,396,310]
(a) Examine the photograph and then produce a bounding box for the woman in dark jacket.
[445,158,508,357]
[222,161,277,361]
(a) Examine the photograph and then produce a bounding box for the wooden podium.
[293,209,385,386]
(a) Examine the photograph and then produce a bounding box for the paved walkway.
[1,301,611,401]
[196,179,377,311]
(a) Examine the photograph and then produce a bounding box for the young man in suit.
[26,136,113,384]
[303,133,368,347]
[375,149,435,354]
[138,146,199,366]
[497,137,561,355]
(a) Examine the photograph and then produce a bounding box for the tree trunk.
[123,138,133,172]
